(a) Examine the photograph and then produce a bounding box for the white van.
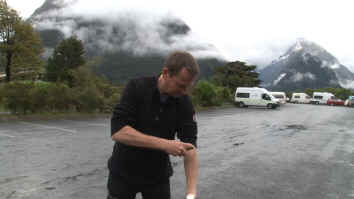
[235,87,279,109]
[270,92,287,104]
[290,93,311,104]
[311,92,334,104]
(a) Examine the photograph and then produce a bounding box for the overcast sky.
[7,0,354,71]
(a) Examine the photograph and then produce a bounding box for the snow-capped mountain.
[30,0,226,83]
[259,38,354,91]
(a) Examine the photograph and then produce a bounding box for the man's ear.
[162,67,169,77]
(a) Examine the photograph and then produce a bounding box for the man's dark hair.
[165,51,200,77]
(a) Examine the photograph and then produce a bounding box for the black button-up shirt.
[109,76,198,184]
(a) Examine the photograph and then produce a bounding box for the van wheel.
[239,102,245,108]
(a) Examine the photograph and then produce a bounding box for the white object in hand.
[186,194,195,199]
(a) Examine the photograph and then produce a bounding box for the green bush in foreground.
[0,80,121,115]
[192,80,231,107]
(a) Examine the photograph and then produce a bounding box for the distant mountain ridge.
[30,0,227,83]
[259,39,354,91]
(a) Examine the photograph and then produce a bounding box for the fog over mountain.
[30,0,224,59]
[260,38,354,91]
[28,0,229,83]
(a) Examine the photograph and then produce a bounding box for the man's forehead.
[176,68,195,81]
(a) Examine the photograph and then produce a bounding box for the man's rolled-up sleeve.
[111,80,139,136]
[177,98,198,147]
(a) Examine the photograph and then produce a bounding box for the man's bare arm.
[184,148,198,198]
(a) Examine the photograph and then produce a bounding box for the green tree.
[212,61,261,91]
[45,36,85,86]
[0,1,43,82]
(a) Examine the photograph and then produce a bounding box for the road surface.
[1,104,354,199]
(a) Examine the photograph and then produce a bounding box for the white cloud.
[292,72,316,82]
[292,73,304,82]
[273,73,287,85]
[304,72,316,80]
[329,63,340,69]
[32,4,224,59]
[8,0,354,72]
[339,80,354,89]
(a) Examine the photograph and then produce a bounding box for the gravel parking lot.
[1,104,354,199]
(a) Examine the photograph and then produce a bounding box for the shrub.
[192,80,220,107]
[2,81,34,114]
[46,83,73,112]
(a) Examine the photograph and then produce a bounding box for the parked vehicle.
[290,93,311,104]
[326,97,345,106]
[235,87,279,109]
[311,92,334,104]
[270,92,287,104]
[344,96,354,107]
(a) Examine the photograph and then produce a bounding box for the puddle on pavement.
[283,124,307,131]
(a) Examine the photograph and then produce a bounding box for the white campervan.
[270,92,287,104]
[290,93,311,104]
[311,92,334,104]
[235,87,279,109]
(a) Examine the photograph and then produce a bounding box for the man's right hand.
[163,140,195,156]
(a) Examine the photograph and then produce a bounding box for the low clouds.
[291,72,316,82]
[32,0,224,59]
[11,0,354,71]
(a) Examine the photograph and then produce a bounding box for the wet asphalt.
[1,103,354,199]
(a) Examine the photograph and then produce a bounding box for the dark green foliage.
[192,80,218,106]
[45,82,73,111]
[0,81,73,114]
[1,81,34,114]
[71,86,104,113]
[191,80,231,107]
[0,1,43,82]
[38,29,64,47]
[214,86,233,103]
[45,36,85,86]
[190,61,261,107]
[69,64,120,113]
[212,61,261,91]
[0,74,122,114]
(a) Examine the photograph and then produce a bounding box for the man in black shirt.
[108,51,200,199]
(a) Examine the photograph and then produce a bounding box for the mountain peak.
[274,38,340,68]
[31,0,68,17]
[260,39,354,90]
[286,38,326,56]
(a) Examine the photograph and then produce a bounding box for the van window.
[306,96,311,99]
[236,92,250,98]
[294,95,300,99]
[273,94,284,99]
[314,96,323,99]
[262,94,271,100]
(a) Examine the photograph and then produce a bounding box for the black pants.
[107,174,171,199]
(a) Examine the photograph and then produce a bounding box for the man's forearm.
[184,148,198,196]
[111,125,167,151]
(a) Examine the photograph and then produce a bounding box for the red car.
[327,97,345,106]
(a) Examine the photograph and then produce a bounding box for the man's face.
[164,67,196,97]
